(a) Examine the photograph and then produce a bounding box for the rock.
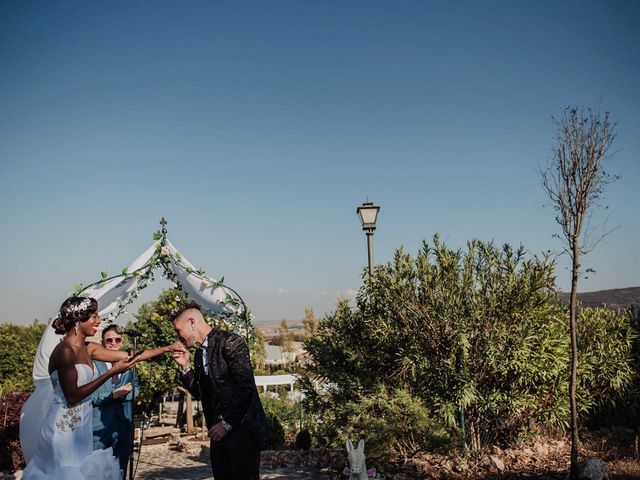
[489,455,505,472]
[534,441,548,455]
[479,455,492,469]
[573,457,609,480]
[175,437,198,455]
[409,459,432,477]
[453,462,467,472]
[260,448,343,470]
[200,444,210,458]
[283,450,301,467]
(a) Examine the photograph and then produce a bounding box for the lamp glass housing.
[357,202,380,230]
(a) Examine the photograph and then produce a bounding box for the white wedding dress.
[22,364,121,480]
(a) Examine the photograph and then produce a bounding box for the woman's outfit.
[22,363,120,480]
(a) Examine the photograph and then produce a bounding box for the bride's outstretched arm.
[88,341,185,363]
[57,344,139,406]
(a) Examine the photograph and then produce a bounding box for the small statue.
[346,439,368,480]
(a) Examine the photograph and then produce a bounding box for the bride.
[22,296,183,480]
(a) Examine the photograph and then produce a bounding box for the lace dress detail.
[55,404,82,432]
[22,364,121,480]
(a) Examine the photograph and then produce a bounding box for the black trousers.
[210,424,261,480]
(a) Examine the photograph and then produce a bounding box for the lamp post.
[356,201,380,275]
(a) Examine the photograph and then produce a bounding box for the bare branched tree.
[540,106,619,479]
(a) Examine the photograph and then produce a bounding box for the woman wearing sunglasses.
[92,325,140,477]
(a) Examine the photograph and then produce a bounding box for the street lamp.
[356,201,380,275]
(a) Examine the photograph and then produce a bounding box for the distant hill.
[255,319,304,337]
[253,288,640,334]
[558,286,640,309]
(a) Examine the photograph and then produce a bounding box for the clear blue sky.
[1,1,638,325]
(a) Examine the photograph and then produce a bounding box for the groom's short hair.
[170,300,202,322]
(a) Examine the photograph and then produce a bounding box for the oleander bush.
[301,236,637,459]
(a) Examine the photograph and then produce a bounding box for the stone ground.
[132,443,329,480]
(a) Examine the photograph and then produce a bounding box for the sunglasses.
[105,337,123,345]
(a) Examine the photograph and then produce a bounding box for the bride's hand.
[111,354,140,374]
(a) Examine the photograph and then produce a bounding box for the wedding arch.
[21,218,252,461]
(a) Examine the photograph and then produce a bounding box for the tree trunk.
[176,392,185,429]
[569,246,580,480]
[176,387,194,433]
[185,391,194,434]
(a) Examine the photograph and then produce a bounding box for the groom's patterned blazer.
[179,328,270,447]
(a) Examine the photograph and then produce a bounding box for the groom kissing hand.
[171,301,269,480]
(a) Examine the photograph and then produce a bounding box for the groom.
[171,301,269,480]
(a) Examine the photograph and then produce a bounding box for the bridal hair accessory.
[63,297,92,315]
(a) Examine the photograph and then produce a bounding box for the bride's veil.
[20,322,62,461]
[19,243,158,462]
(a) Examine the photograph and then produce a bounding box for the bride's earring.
[74,322,79,334]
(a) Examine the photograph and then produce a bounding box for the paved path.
[133,444,329,480]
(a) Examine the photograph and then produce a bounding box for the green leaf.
[101,270,108,279]
[122,267,129,276]
[74,283,84,293]
[153,232,162,241]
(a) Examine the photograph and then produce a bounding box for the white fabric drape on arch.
[20,240,241,462]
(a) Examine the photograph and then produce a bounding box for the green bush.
[323,387,454,463]
[301,236,637,456]
[0,321,47,395]
[264,410,285,450]
[295,428,312,450]
[576,307,639,420]
[578,305,640,429]
[260,394,304,449]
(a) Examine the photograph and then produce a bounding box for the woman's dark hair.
[52,296,99,335]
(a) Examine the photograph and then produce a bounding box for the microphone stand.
[128,336,138,480]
